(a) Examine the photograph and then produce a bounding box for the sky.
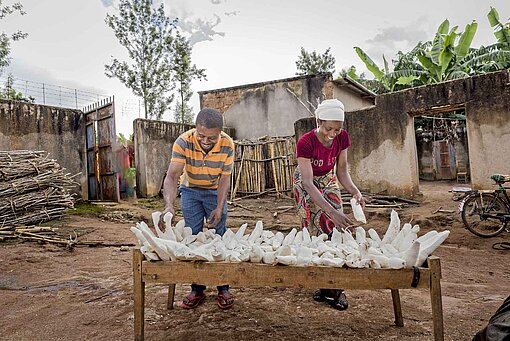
[2,0,510,135]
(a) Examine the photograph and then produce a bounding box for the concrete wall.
[200,74,374,140]
[466,80,510,189]
[133,119,194,198]
[346,104,419,197]
[346,71,510,196]
[0,100,86,195]
[133,118,236,198]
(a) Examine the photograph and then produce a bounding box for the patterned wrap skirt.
[293,167,343,237]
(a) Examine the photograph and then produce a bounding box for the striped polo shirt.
[171,128,234,189]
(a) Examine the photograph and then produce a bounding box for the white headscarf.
[315,99,344,121]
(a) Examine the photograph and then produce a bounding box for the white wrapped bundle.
[350,198,367,224]
[130,210,449,269]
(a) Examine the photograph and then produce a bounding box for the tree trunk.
[180,78,185,123]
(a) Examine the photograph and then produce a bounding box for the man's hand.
[158,207,175,231]
[205,207,222,229]
[327,210,353,229]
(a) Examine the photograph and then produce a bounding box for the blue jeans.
[179,186,229,293]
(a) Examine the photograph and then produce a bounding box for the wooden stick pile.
[0,225,134,248]
[265,137,297,196]
[231,137,297,199]
[0,150,78,230]
[341,192,420,209]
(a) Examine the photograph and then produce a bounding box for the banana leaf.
[418,53,441,82]
[439,32,456,76]
[447,70,470,80]
[488,7,510,46]
[455,22,478,59]
[354,47,383,80]
[437,19,450,37]
[391,69,426,78]
[487,7,501,27]
[463,50,510,68]
[396,75,419,85]
[383,55,390,75]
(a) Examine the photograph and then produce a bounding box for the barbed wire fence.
[0,76,110,109]
[0,75,145,119]
[0,76,208,127]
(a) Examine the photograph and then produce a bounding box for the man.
[160,108,235,310]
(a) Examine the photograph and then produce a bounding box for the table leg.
[391,289,404,327]
[133,249,145,341]
[167,284,176,309]
[428,256,444,341]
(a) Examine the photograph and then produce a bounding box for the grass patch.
[66,202,104,216]
[135,197,164,210]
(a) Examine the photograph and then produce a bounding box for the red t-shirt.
[296,129,351,176]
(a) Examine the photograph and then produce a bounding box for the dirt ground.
[1,180,509,341]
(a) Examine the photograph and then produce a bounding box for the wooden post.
[428,256,444,341]
[391,289,404,327]
[133,249,145,341]
[231,149,246,199]
[167,284,176,310]
[269,142,280,198]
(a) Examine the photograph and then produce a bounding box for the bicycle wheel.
[461,193,507,237]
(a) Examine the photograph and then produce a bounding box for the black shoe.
[328,290,348,310]
[313,289,334,302]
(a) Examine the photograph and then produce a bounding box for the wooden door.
[83,97,119,201]
[433,140,455,180]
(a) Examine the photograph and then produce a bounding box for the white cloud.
[362,20,429,65]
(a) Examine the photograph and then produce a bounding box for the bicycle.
[459,174,510,238]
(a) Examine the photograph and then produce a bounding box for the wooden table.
[133,249,444,341]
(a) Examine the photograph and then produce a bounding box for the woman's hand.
[352,192,366,209]
[327,209,353,229]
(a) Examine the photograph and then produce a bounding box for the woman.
[293,98,365,310]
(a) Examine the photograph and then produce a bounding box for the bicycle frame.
[459,175,510,237]
[469,187,510,222]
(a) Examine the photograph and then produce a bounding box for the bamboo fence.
[0,150,78,230]
[231,136,297,198]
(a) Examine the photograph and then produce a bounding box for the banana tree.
[417,19,478,83]
[458,7,510,74]
[354,47,421,93]
[461,44,510,74]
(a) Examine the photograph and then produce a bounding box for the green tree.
[353,48,395,92]
[338,65,386,94]
[354,20,479,92]
[353,7,510,94]
[0,74,34,102]
[105,0,177,120]
[353,47,423,93]
[416,19,478,83]
[172,32,206,124]
[0,1,27,75]
[463,7,510,73]
[295,47,335,75]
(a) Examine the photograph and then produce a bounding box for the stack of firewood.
[0,151,78,237]
[231,136,297,199]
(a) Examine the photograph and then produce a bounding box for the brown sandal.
[217,290,235,309]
